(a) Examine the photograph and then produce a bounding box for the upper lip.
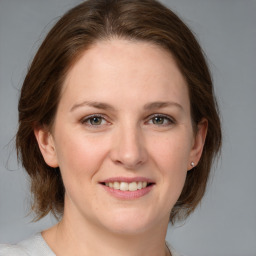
[100,176,155,183]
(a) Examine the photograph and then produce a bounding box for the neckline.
[38,232,178,256]
[37,233,56,255]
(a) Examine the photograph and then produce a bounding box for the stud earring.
[191,162,195,167]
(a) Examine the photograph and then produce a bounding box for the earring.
[191,162,195,167]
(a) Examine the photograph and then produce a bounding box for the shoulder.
[170,249,185,256]
[170,248,185,256]
[167,243,185,256]
[0,243,28,256]
[0,234,55,256]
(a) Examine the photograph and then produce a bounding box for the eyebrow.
[70,100,183,112]
[143,101,183,111]
[70,101,115,112]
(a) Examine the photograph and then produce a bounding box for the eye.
[147,114,175,126]
[81,115,108,127]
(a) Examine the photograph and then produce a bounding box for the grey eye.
[89,116,103,125]
[152,116,165,125]
[148,114,174,126]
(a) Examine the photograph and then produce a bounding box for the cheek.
[148,133,191,202]
[148,132,192,173]
[54,132,108,183]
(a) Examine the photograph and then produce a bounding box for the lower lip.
[101,184,154,200]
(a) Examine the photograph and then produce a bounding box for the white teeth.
[113,182,120,189]
[128,182,137,191]
[137,181,142,189]
[120,182,129,191]
[104,181,150,191]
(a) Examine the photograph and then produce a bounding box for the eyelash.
[81,114,108,128]
[81,114,175,128]
[146,114,175,126]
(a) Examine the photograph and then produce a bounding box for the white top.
[0,234,54,256]
[0,233,182,256]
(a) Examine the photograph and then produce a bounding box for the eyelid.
[80,113,175,128]
[81,114,110,127]
[146,113,176,125]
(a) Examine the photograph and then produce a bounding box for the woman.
[0,0,221,255]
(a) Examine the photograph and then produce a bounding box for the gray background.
[0,0,255,256]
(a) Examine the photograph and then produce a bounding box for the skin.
[35,39,207,256]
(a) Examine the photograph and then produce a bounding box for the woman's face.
[36,39,206,235]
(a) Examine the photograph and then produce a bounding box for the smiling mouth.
[101,181,154,192]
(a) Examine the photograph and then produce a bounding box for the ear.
[188,118,208,170]
[34,126,59,168]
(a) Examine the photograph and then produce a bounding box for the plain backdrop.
[0,1,256,256]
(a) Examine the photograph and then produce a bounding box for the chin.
[99,209,160,235]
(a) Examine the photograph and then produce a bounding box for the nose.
[109,123,148,169]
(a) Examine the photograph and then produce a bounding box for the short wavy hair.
[16,0,221,223]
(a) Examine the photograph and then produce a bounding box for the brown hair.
[16,0,221,223]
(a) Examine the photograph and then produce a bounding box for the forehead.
[60,39,189,110]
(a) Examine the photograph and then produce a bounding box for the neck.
[43,201,171,256]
